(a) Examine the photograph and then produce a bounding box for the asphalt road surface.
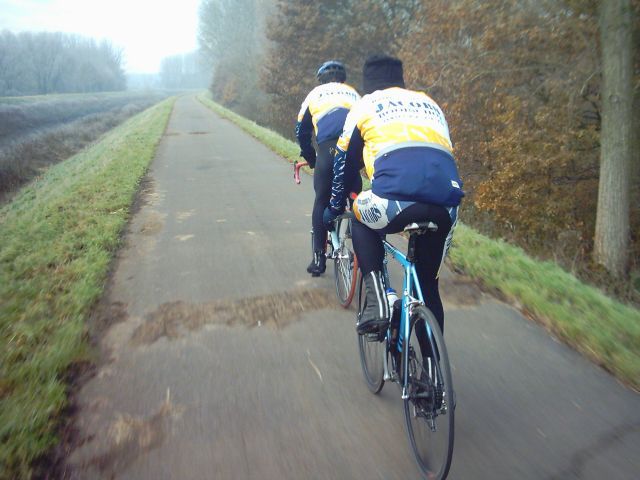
[66,95,640,479]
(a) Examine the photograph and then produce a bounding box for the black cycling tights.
[312,139,361,252]
[352,202,453,334]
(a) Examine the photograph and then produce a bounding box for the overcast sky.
[0,0,201,74]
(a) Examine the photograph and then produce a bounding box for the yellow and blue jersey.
[295,82,360,151]
[330,87,463,211]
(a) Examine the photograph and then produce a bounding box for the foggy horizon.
[0,0,201,74]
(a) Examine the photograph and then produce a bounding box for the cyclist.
[324,54,464,337]
[296,60,361,276]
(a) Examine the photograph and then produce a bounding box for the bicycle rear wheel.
[356,275,385,393]
[403,305,454,479]
[333,216,358,308]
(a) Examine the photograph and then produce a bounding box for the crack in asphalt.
[130,288,337,345]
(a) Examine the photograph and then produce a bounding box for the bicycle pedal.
[385,371,399,383]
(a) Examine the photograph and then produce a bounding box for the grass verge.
[0,97,176,478]
[197,93,300,161]
[197,93,640,391]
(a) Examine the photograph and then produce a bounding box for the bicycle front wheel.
[403,305,454,479]
[356,275,385,393]
[333,216,358,308]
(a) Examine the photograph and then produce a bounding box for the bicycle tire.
[333,216,358,308]
[403,305,454,479]
[356,274,385,393]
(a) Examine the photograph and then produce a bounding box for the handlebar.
[293,160,309,184]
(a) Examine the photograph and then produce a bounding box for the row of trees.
[159,51,209,89]
[199,1,638,283]
[0,31,126,96]
[198,0,273,121]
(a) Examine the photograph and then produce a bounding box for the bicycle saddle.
[403,221,438,234]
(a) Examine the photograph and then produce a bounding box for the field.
[0,91,171,202]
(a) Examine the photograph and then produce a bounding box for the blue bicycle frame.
[381,238,431,400]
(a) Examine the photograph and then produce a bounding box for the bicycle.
[355,219,455,479]
[293,160,358,307]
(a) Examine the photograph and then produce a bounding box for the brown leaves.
[400,0,619,259]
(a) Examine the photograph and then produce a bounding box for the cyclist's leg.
[351,190,400,333]
[383,203,453,332]
[308,139,336,274]
[351,221,384,274]
[383,203,455,362]
[351,220,388,332]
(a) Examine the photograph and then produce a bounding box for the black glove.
[301,149,316,169]
[323,206,342,230]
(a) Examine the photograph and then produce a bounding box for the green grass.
[197,92,300,161]
[0,97,176,478]
[198,93,640,391]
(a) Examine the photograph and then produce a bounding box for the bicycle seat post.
[407,234,418,264]
[403,222,438,263]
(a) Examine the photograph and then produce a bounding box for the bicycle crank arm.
[383,348,392,381]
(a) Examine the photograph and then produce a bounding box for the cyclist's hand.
[323,206,341,230]
[301,149,316,169]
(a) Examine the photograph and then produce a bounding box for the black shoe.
[356,271,390,334]
[307,250,326,276]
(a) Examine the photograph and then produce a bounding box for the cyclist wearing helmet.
[296,60,361,276]
[324,55,464,336]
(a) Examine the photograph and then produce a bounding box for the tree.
[198,0,274,119]
[261,0,422,137]
[0,31,125,96]
[160,52,208,89]
[594,0,635,277]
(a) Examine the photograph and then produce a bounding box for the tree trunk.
[594,0,635,278]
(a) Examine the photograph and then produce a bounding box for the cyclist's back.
[296,61,360,276]
[342,87,462,207]
[325,55,463,335]
[297,81,360,145]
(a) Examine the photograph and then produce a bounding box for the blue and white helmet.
[316,60,347,83]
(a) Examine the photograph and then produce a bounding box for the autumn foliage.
[200,0,639,298]
[403,2,605,253]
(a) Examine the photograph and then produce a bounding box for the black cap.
[362,55,404,94]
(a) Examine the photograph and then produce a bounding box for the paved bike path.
[67,95,640,479]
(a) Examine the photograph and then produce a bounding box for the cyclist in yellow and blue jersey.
[296,60,361,276]
[324,55,464,337]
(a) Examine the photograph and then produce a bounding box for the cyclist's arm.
[295,103,316,167]
[329,126,363,213]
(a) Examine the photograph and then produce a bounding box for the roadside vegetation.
[198,94,640,391]
[0,91,170,202]
[0,97,176,478]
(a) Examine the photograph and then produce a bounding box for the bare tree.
[198,0,274,118]
[0,31,125,96]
